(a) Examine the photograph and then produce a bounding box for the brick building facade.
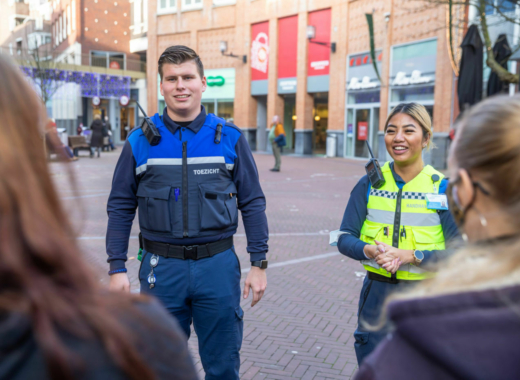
[146,0,459,166]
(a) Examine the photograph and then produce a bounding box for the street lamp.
[306,25,336,53]
[219,40,247,63]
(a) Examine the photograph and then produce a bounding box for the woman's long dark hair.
[0,54,154,379]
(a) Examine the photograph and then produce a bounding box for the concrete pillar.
[295,11,313,155]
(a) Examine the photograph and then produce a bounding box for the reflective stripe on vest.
[360,162,446,281]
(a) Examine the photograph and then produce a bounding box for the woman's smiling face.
[384,113,429,165]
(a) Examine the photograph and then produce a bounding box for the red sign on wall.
[251,21,269,81]
[307,9,331,77]
[109,61,121,70]
[357,122,368,141]
[278,15,298,79]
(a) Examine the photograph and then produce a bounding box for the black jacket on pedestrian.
[90,119,104,148]
[0,298,198,380]
[355,285,520,380]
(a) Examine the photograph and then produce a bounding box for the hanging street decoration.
[20,67,131,100]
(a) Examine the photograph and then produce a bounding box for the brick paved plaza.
[51,149,369,379]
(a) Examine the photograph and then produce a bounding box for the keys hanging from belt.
[148,254,159,289]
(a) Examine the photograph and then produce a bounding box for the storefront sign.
[278,79,297,92]
[251,32,269,74]
[251,21,269,96]
[357,121,368,141]
[277,15,298,94]
[92,96,101,106]
[307,9,331,93]
[347,76,379,90]
[201,68,235,100]
[392,70,433,86]
[109,61,120,70]
[207,76,226,87]
[347,123,353,136]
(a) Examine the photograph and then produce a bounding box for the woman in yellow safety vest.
[330,103,458,365]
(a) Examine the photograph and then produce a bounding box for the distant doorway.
[313,92,329,154]
[283,95,296,151]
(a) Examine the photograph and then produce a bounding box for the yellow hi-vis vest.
[360,162,446,281]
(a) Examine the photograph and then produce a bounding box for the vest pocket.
[360,220,384,245]
[199,182,238,231]
[136,184,172,233]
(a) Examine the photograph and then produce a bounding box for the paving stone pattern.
[51,149,369,379]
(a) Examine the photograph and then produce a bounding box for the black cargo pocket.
[136,184,172,233]
[199,182,238,231]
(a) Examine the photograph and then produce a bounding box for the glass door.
[354,109,370,158]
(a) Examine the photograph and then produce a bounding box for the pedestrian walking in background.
[77,122,84,135]
[89,114,104,158]
[269,115,285,172]
[331,102,458,365]
[0,53,197,380]
[104,115,116,150]
[355,95,520,380]
[106,45,269,379]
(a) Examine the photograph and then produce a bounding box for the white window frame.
[212,0,236,7]
[59,15,63,42]
[72,0,76,31]
[133,0,143,34]
[157,0,177,15]
[181,0,202,12]
[67,5,71,35]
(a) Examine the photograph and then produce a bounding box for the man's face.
[160,61,206,116]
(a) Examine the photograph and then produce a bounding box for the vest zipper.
[182,142,188,237]
[389,188,403,282]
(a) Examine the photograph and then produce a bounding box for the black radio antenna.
[365,141,375,159]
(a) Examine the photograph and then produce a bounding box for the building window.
[72,0,76,31]
[485,0,516,15]
[133,0,143,34]
[157,0,176,14]
[63,11,67,38]
[59,15,63,42]
[182,0,202,12]
[212,0,236,6]
[90,51,126,70]
[67,5,71,34]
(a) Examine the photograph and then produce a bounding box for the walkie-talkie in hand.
[136,101,161,146]
[365,141,385,189]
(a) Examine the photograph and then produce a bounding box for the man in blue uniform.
[106,45,269,379]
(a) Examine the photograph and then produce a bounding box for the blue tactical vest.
[127,113,241,239]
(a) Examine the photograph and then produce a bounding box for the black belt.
[367,271,400,284]
[143,236,233,260]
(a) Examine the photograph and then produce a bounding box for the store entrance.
[313,93,329,154]
[345,107,380,159]
[120,107,135,141]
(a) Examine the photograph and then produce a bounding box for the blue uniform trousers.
[139,247,243,380]
[354,275,412,365]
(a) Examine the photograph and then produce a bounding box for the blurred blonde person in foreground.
[355,95,520,380]
[0,54,197,379]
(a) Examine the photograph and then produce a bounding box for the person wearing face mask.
[354,95,520,380]
[330,103,458,365]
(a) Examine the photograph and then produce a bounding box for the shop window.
[217,100,234,121]
[90,51,126,70]
[347,91,380,104]
[158,0,176,14]
[202,101,215,114]
[182,0,202,11]
[391,86,434,102]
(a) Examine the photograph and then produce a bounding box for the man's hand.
[109,272,131,293]
[243,267,267,307]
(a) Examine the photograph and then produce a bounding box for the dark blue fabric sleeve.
[106,140,138,271]
[232,134,269,262]
[337,176,370,261]
[419,178,460,267]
